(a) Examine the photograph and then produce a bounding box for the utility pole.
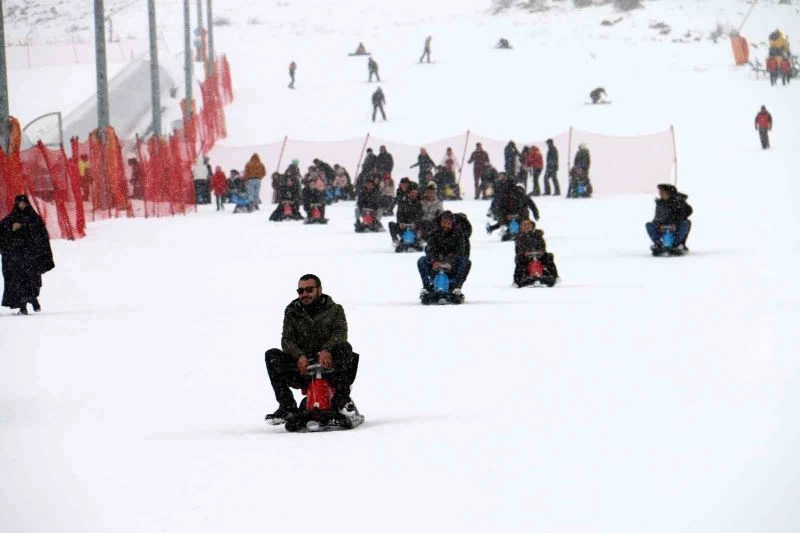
[206,0,215,75]
[183,0,193,123]
[147,0,162,137]
[0,0,10,152]
[94,0,111,133]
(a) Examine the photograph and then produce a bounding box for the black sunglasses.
[296,286,318,295]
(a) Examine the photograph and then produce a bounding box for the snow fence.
[211,126,677,201]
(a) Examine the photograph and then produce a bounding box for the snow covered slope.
[2,1,799,532]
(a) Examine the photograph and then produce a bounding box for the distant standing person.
[419,36,432,63]
[372,87,387,122]
[368,57,380,82]
[543,139,560,196]
[0,195,55,315]
[467,143,490,200]
[212,166,229,211]
[289,61,296,89]
[754,105,773,149]
[244,154,267,209]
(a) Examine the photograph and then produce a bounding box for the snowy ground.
[2,1,800,532]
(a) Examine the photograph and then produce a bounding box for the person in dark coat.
[0,195,55,315]
[264,274,361,423]
[513,220,559,287]
[368,57,380,82]
[372,88,387,122]
[376,145,394,175]
[589,87,606,104]
[487,184,540,235]
[270,176,303,220]
[288,61,297,89]
[313,159,337,186]
[409,148,436,183]
[754,105,773,149]
[479,164,499,199]
[389,183,423,243]
[543,139,560,196]
[419,36,432,63]
[646,184,693,254]
[567,144,593,198]
[417,211,471,294]
[355,179,384,230]
[504,141,519,177]
[467,143,491,199]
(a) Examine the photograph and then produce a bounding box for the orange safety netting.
[0,56,235,239]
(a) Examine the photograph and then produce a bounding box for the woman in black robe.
[0,195,55,315]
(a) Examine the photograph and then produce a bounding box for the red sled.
[528,259,544,278]
[285,364,364,432]
[283,202,294,216]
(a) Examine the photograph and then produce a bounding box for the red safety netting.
[0,55,235,238]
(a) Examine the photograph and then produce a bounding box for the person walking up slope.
[289,61,297,89]
[372,87,387,122]
[419,36,432,63]
[754,105,773,149]
[368,57,380,82]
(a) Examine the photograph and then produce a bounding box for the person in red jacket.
[212,166,229,211]
[526,146,544,196]
[779,57,792,86]
[754,105,773,150]
[766,56,779,86]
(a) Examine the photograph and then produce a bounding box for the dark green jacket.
[281,295,348,360]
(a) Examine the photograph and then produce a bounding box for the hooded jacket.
[653,185,693,226]
[281,295,348,360]
[244,155,266,180]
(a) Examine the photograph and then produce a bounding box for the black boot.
[265,405,298,425]
[31,299,41,312]
[17,304,28,316]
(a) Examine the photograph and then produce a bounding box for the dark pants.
[215,194,225,210]
[782,73,790,85]
[289,72,295,88]
[530,168,543,196]
[646,220,691,246]
[369,70,380,82]
[473,171,482,199]
[543,167,560,195]
[513,253,559,284]
[419,49,431,63]
[265,342,360,410]
[770,72,778,86]
[417,256,471,290]
[372,103,386,122]
[758,128,770,149]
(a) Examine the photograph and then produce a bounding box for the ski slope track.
[2,1,799,532]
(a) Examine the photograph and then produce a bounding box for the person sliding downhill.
[418,211,471,301]
[264,274,361,427]
[646,184,693,256]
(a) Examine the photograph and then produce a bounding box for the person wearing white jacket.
[440,147,460,170]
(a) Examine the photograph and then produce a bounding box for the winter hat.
[440,210,455,220]
[546,138,553,144]
[14,194,30,204]
[291,159,299,166]
[426,182,438,191]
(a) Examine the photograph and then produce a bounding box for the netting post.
[670,125,678,187]
[276,135,288,173]
[567,127,574,177]
[457,130,470,184]
[355,133,370,177]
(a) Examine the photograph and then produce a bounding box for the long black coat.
[0,199,55,309]
[376,152,394,174]
[410,153,435,179]
[546,145,559,172]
